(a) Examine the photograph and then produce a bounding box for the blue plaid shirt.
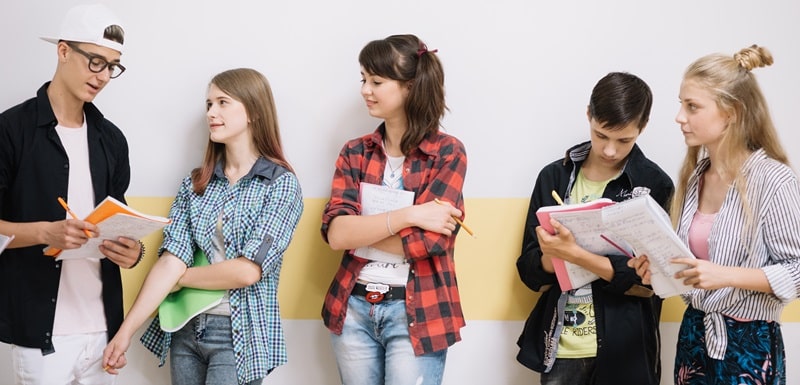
[140,158,303,384]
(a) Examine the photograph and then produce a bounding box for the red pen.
[600,234,634,259]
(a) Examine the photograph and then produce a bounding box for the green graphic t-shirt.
[556,169,615,358]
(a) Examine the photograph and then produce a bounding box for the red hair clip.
[417,43,438,57]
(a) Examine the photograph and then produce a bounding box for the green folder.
[158,248,226,332]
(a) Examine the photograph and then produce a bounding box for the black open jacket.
[0,83,130,353]
[516,142,674,385]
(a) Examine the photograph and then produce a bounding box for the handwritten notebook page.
[548,209,630,289]
[601,195,695,298]
[537,198,617,291]
[46,196,171,260]
[56,213,170,260]
[353,183,415,263]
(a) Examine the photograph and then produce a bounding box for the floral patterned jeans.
[675,306,786,385]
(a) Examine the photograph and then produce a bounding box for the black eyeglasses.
[66,42,126,79]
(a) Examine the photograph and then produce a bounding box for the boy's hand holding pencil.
[58,197,94,238]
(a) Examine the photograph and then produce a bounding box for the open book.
[537,194,695,298]
[352,182,415,263]
[45,196,171,260]
[0,233,14,255]
[537,198,618,291]
[158,248,226,332]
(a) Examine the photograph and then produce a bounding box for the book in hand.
[158,248,226,332]
[599,195,695,298]
[0,233,14,255]
[44,196,171,260]
[536,198,618,291]
[537,194,695,298]
[352,182,415,263]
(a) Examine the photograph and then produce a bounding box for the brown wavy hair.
[359,34,447,155]
[191,68,293,194]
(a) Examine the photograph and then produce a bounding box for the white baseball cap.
[40,4,124,53]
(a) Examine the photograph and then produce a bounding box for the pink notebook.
[536,198,616,291]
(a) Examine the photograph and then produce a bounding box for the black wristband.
[130,240,145,268]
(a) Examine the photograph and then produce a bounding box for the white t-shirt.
[357,155,409,286]
[52,120,106,335]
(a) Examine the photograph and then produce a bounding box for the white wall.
[2,0,799,199]
[2,1,800,384]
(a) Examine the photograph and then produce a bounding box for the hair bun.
[734,45,773,71]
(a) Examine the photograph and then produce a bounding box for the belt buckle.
[365,283,389,304]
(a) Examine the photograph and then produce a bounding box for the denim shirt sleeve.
[240,172,304,279]
[159,176,195,265]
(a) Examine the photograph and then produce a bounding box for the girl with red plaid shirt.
[321,34,467,385]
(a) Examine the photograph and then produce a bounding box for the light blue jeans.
[170,314,262,385]
[330,295,447,385]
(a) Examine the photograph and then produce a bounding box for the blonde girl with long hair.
[632,45,800,384]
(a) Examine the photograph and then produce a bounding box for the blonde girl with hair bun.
[630,45,800,384]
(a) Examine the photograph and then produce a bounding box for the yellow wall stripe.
[122,197,800,322]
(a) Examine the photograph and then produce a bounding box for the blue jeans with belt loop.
[330,294,447,385]
[169,313,263,385]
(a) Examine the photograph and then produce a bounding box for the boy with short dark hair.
[515,72,674,385]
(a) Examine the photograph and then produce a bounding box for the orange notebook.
[45,196,171,260]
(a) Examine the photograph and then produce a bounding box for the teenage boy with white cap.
[0,4,142,383]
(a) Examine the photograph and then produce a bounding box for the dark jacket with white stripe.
[516,141,674,385]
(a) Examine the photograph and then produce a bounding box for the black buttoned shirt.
[0,82,131,353]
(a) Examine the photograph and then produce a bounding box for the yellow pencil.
[58,197,93,238]
[551,190,564,205]
[434,198,476,238]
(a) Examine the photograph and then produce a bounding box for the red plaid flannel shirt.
[321,125,467,355]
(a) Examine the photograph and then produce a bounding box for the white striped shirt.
[677,149,800,359]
